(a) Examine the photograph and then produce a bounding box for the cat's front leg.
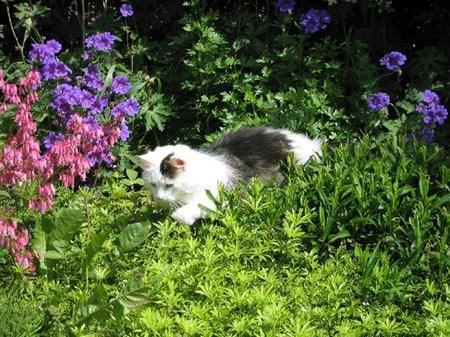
[171,205,201,226]
[171,198,216,226]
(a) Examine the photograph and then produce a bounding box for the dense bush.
[0,0,449,336]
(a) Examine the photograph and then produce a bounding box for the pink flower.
[14,251,36,273]
[0,220,9,236]
[14,228,29,250]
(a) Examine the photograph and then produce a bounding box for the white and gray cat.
[138,126,322,225]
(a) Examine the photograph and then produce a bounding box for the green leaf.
[329,230,351,243]
[117,221,151,252]
[47,200,86,248]
[85,231,109,267]
[99,64,117,98]
[395,100,415,113]
[110,279,152,319]
[31,221,47,273]
[76,278,151,326]
[0,189,9,199]
[126,168,138,181]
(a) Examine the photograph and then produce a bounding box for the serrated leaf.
[111,279,151,319]
[117,221,151,252]
[76,278,151,326]
[48,200,86,248]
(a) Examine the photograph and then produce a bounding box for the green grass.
[1,135,448,336]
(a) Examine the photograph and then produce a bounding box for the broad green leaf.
[110,279,151,319]
[85,231,109,267]
[117,221,151,252]
[47,200,86,248]
[76,278,151,326]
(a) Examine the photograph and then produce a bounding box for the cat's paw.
[171,207,199,226]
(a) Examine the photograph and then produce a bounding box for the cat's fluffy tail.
[280,129,323,164]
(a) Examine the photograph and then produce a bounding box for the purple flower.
[120,4,134,17]
[28,39,62,64]
[83,116,101,134]
[419,127,435,143]
[299,9,331,34]
[110,98,140,117]
[111,75,131,95]
[120,123,130,141]
[83,66,104,91]
[81,50,93,60]
[41,62,59,80]
[379,51,407,71]
[367,92,390,111]
[51,84,76,118]
[80,89,96,109]
[122,98,140,116]
[44,132,65,150]
[64,85,83,106]
[42,61,72,80]
[28,43,55,64]
[407,127,435,143]
[422,105,448,125]
[85,32,116,52]
[90,96,108,115]
[86,147,111,166]
[275,0,295,14]
[45,39,62,55]
[421,89,439,104]
[84,65,101,78]
[416,90,448,125]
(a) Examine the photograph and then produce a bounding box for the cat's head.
[138,144,194,208]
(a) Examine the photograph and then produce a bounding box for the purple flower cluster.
[28,40,72,80]
[28,39,61,63]
[275,0,295,14]
[367,92,390,111]
[29,35,140,167]
[379,51,407,71]
[299,9,331,34]
[274,2,332,35]
[416,90,448,125]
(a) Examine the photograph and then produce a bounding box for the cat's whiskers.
[169,199,183,210]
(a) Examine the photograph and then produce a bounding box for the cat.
[138,126,322,225]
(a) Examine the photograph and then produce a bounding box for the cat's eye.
[165,184,174,188]
[150,183,156,188]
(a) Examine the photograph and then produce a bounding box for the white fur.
[277,129,323,164]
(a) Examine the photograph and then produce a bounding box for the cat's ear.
[169,157,186,171]
[160,155,186,178]
[138,154,152,169]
